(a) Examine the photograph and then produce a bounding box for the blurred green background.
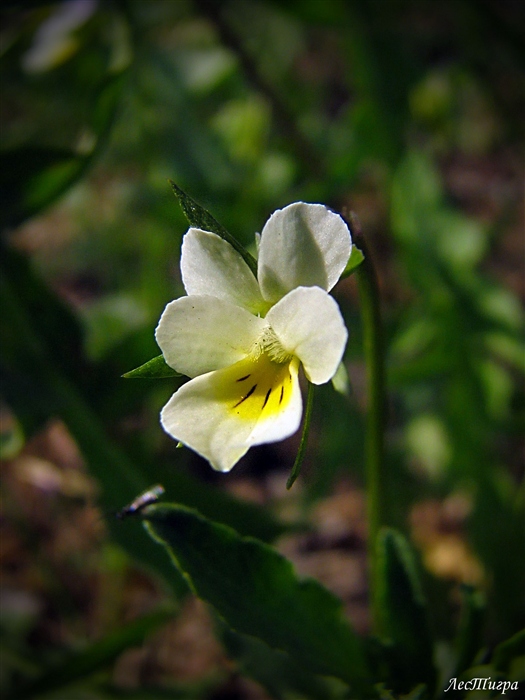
[0,0,523,697]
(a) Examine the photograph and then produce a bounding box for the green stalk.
[346,212,387,633]
[286,381,315,490]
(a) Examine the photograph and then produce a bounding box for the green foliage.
[122,354,181,379]
[452,586,487,678]
[218,624,348,700]
[341,244,366,279]
[170,181,258,277]
[0,0,523,698]
[492,628,525,675]
[0,243,287,555]
[376,529,436,695]
[143,502,373,695]
[0,147,82,231]
[389,150,525,632]
[11,605,177,700]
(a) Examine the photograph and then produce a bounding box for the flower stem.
[345,212,387,634]
[286,381,315,490]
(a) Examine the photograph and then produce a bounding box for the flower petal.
[258,202,352,303]
[160,355,302,472]
[267,286,347,384]
[156,295,266,378]
[181,228,266,314]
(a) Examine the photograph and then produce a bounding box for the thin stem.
[286,381,315,490]
[344,211,387,634]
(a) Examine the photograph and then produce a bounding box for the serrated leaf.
[122,354,181,379]
[169,181,258,277]
[143,503,373,695]
[340,245,365,279]
[376,528,436,695]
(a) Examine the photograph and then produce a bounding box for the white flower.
[155,202,351,472]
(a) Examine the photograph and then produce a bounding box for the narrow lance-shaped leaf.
[452,585,486,677]
[122,354,181,379]
[169,181,258,277]
[142,503,373,695]
[376,528,436,695]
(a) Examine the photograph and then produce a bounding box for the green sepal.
[340,245,365,279]
[376,528,436,695]
[122,354,181,379]
[169,181,258,278]
[142,503,373,695]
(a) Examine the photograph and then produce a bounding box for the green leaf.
[340,245,365,279]
[376,528,436,695]
[401,685,429,700]
[143,503,373,695]
[13,604,176,700]
[161,471,290,544]
[0,147,82,230]
[0,73,128,231]
[452,586,486,677]
[122,354,181,379]
[169,181,258,277]
[0,244,287,609]
[219,625,348,700]
[492,628,525,675]
[376,684,429,700]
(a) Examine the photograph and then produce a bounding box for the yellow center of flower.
[213,351,297,421]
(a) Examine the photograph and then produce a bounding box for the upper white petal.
[160,357,302,472]
[257,202,352,303]
[181,228,265,314]
[266,286,348,384]
[155,295,266,378]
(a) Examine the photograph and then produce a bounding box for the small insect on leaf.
[116,485,165,520]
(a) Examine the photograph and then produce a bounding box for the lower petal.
[160,354,302,472]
